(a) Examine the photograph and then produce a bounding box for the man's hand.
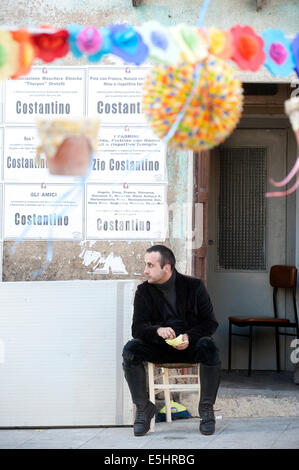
[173,333,189,350]
[157,326,176,340]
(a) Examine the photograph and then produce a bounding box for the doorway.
[207,123,297,371]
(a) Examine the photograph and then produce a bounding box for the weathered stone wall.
[1,0,299,281]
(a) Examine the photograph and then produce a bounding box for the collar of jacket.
[146,270,188,320]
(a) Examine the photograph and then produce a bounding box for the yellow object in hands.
[165,334,185,346]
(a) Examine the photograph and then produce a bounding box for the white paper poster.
[87,66,150,124]
[0,81,3,123]
[0,127,3,180]
[4,183,84,240]
[4,67,86,124]
[86,183,167,240]
[89,125,166,182]
[3,126,76,182]
[1,65,168,244]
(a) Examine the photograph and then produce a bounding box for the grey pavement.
[0,416,298,449]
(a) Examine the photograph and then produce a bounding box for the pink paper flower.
[77,26,102,55]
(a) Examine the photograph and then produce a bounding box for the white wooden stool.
[147,362,200,431]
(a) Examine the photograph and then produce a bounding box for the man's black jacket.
[132,271,218,346]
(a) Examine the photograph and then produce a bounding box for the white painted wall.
[0,280,136,426]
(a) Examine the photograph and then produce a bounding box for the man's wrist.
[184,333,191,343]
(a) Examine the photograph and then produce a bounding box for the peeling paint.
[79,247,128,275]
[91,253,128,275]
[79,249,102,267]
[87,241,97,248]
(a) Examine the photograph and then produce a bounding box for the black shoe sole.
[199,422,215,435]
[200,428,215,435]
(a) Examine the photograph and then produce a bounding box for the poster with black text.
[87,66,150,124]
[90,125,166,183]
[86,183,167,240]
[4,183,84,240]
[4,67,86,124]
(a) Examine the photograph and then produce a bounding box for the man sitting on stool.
[122,245,221,436]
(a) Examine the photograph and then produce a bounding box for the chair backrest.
[270,265,299,336]
[270,265,297,288]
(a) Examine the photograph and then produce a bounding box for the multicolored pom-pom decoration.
[142,56,243,152]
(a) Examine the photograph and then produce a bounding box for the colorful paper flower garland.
[0,23,299,80]
[1,22,298,155]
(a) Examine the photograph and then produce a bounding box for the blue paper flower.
[87,27,112,62]
[67,23,84,58]
[262,29,295,77]
[109,24,149,65]
[291,33,299,78]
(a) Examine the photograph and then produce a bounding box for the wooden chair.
[147,362,200,432]
[228,265,299,376]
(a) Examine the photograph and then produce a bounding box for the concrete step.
[157,370,299,419]
[214,387,299,418]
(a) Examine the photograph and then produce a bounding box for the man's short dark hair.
[146,245,176,270]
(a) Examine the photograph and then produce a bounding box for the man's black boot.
[133,401,156,436]
[123,363,156,436]
[198,403,216,435]
[198,363,221,435]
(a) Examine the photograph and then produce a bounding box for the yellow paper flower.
[208,27,234,60]
[0,30,18,80]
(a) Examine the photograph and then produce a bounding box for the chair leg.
[228,320,232,373]
[248,326,253,377]
[197,364,201,405]
[147,363,156,432]
[275,327,280,372]
[162,367,172,423]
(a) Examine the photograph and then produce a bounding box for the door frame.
[192,150,210,286]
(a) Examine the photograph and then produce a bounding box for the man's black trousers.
[122,336,221,408]
[123,336,221,367]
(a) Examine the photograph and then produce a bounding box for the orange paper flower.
[32,29,69,63]
[11,29,36,78]
[230,25,265,71]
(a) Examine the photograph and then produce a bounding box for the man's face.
[144,251,171,284]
